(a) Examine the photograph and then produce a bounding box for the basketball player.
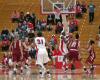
[34,31,50,77]
[84,40,96,73]
[9,35,23,74]
[21,37,31,73]
[68,33,80,70]
[59,31,70,70]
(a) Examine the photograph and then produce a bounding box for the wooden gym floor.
[0,0,100,79]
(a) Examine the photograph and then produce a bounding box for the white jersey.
[59,35,69,55]
[35,37,50,65]
[35,37,46,49]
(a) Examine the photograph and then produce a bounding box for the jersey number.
[71,42,76,47]
[37,39,43,44]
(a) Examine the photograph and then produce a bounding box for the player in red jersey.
[68,33,80,61]
[9,35,23,74]
[67,33,80,71]
[21,37,31,73]
[84,40,96,73]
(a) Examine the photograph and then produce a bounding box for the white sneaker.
[40,70,46,78]
[47,73,51,78]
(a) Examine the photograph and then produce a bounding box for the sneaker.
[40,70,46,78]
[83,66,87,73]
[90,65,95,74]
[46,71,51,78]
[39,71,42,77]
[13,70,17,75]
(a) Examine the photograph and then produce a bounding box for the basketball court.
[0,65,100,80]
[0,0,100,80]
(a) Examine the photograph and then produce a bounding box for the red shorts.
[12,51,21,62]
[68,50,79,61]
[22,51,29,61]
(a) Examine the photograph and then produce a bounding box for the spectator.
[55,22,63,34]
[41,19,47,30]
[55,12,62,24]
[88,2,95,24]
[1,27,9,36]
[36,19,42,31]
[81,1,87,13]
[9,30,15,41]
[76,5,82,18]
[1,37,10,52]
[47,14,55,25]
[31,13,36,26]
[76,1,81,6]
[69,19,75,33]
[11,10,19,23]
[1,27,10,39]
[27,22,34,31]
[73,18,79,31]
[24,12,32,22]
[19,11,25,23]
[47,23,52,31]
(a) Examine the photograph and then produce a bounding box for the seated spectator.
[27,22,34,31]
[24,12,32,22]
[0,33,2,41]
[31,13,36,26]
[47,14,55,25]
[55,11,62,24]
[19,11,25,23]
[73,18,79,31]
[81,1,87,13]
[69,19,75,33]
[1,37,10,52]
[9,30,15,41]
[55,22,63,34]
[76,5,82,18]
[41,19,47,30]
[76,1,81,6]
[1,27,9,36]
[47,23,52,31]
[68,5,75,12]
[36,19,42,31]
[11,10,19,23]
[1,27,10,39]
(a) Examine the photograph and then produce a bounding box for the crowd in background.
[0,0,93,53]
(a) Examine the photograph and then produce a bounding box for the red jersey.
[2,39,10,46]
[86,45,96,64]
[11,40,21,52]
[68,39,80,60]
[11,40,21,62]
[22,42,29,61]
[70,39,80,51]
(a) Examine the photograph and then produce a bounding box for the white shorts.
[36,48,50,65]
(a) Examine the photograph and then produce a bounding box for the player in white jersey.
[34,31,50,77]
[59,31,69,70]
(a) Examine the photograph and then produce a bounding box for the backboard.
[41,0,76,14]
